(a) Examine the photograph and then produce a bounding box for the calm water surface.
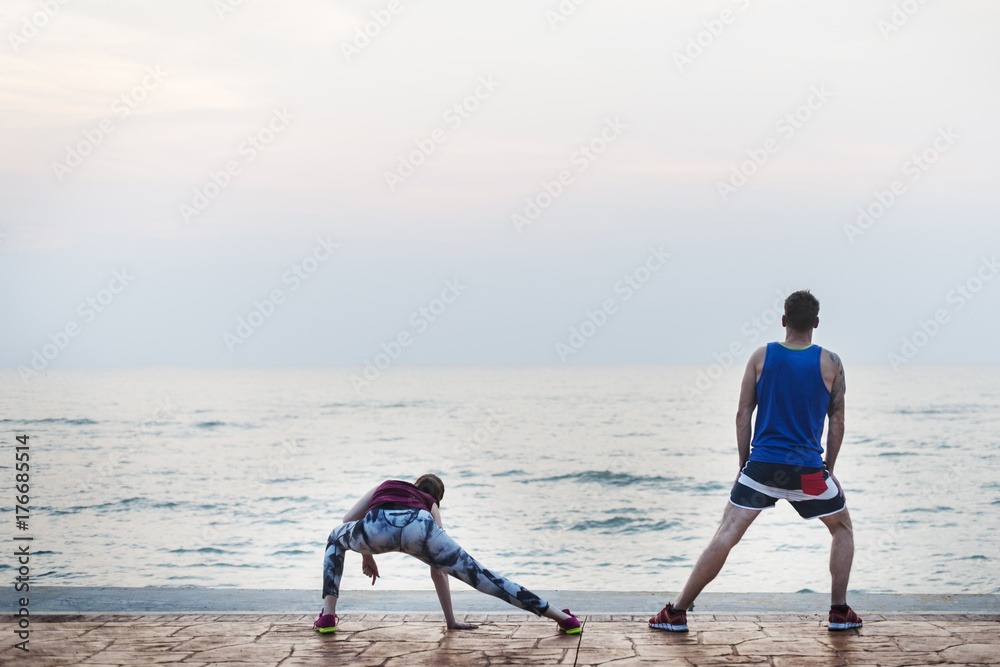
[2,365,998,594]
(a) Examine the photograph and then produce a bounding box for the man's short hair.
[784,290,819,332]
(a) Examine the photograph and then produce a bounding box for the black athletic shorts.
[730,460,846,519]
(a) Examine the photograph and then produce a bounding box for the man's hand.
[829,472,845,500]
[447,621,479,630]
[361,554,379,585]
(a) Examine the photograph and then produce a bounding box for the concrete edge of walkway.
[7,612,1000,623]
[6,588,999,615]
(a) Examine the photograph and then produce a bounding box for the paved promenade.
[3,611,998,666]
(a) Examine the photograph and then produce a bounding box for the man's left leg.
[818,507,854,606]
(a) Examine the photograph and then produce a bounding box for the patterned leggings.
[322,508,550,616]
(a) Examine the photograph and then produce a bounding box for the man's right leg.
[675,503,761,610]
[818,507,854,607]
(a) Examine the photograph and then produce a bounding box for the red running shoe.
[648,602,688,632]
[558,609,582,634]
[313,610,338,633]
[828,606,862,631]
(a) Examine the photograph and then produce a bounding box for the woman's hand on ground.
[361,554,379,585]
[446,621,479,630]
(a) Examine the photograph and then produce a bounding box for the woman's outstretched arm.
[344,486,381,583]
[429,504,477,630]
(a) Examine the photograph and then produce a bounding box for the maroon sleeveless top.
[368,480,437,513]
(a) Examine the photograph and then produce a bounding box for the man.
[650,290,861,632]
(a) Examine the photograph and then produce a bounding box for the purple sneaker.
[314,610,338,633]
[558,609,582,635]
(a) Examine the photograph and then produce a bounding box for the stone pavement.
[2,612,998,666]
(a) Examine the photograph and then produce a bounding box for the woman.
[315,474,582,634]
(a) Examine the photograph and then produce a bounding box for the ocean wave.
[569,517,680,534]
[604,507,643,515]
[52,497,224,514]
[648,555,687,564]
[690,481,729,492]
[59,497,146,513]
[356,400,432,410]
[892,406,980,415]
[160,562,262,568]
[0,417,98,425]
[526,470,679,487]
[195,421,225,428]
[0,550,60,559]
[168,547,232,555]
[901,506,954,513]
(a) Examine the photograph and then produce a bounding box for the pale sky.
[2,0,998,370]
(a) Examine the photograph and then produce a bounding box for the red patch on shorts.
[800,471,827,496]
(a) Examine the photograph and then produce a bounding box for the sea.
[2,365,998,595]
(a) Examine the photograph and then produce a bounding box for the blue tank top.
[749,342,830,467]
